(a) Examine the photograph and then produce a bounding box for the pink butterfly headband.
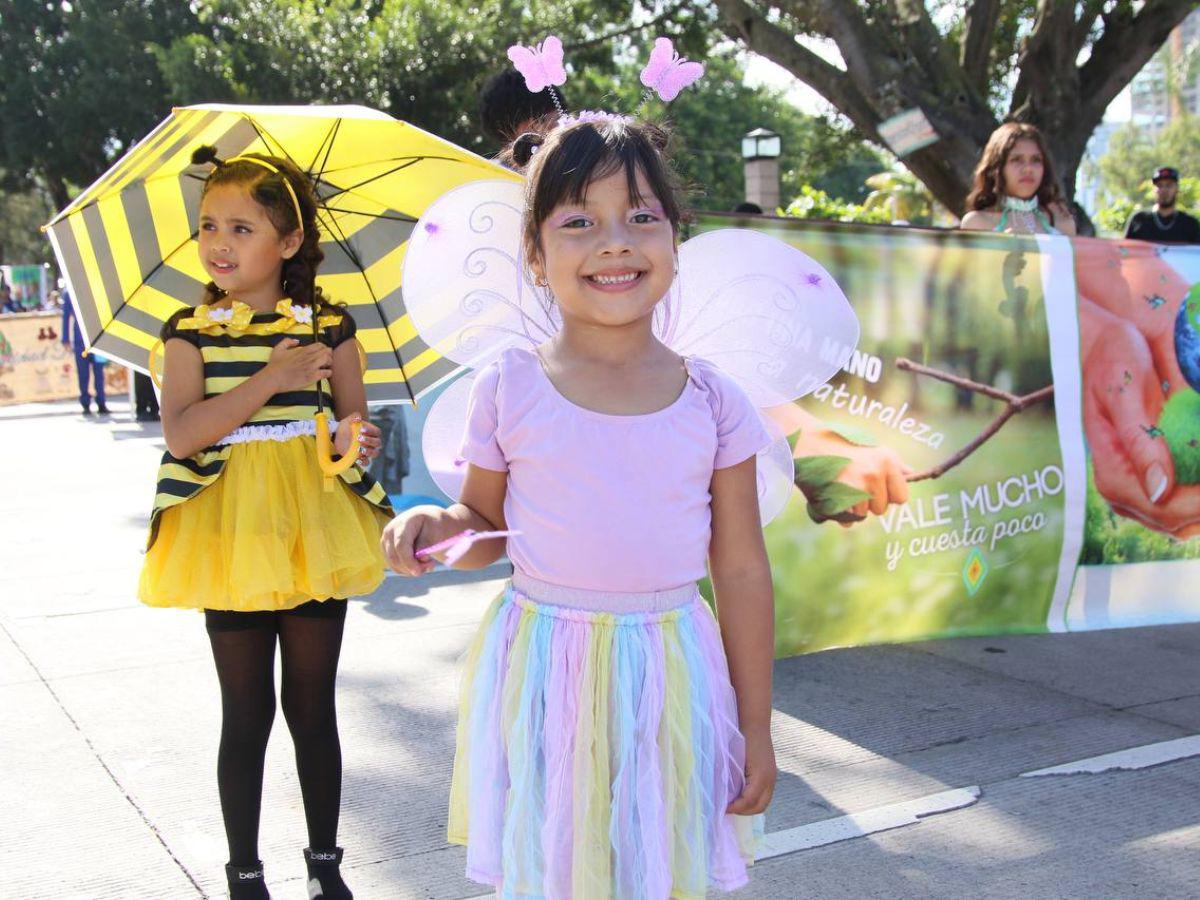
[507,34,704,122]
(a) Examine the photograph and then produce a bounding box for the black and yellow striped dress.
[137,298,394,612]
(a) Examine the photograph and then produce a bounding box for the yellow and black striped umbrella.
[45,104,517,403]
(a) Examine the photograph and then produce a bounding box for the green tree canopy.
[3,0,884,220]
[151,3,881,210]
[0,182,55,266]
[0,0,201,208]
[712,0,1196,219]
[1096,116,1200,206]
[562,54,883,210]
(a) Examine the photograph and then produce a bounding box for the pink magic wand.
[415,529,520,566]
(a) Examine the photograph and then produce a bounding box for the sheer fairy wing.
[402,179,559,372]
[756,419,796,526]
[413,221,840,526]
[421,372,476,502]
[661,229,860,407]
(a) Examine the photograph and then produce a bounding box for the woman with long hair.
[960,122,1076,235]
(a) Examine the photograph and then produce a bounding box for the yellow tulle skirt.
[138,438,391,612]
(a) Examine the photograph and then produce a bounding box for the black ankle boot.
[303,848,352,900]
[225,861,270,899]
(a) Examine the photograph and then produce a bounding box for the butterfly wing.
[663,229,860,407]
[508,37,567,93]
[639,37,674,89]
[654,60,704,102]
[401,179,558,374]
[639,37,704,101]
[539,36,567,86]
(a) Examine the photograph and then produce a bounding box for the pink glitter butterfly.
[507,36,567,94]
[639,37,704,102]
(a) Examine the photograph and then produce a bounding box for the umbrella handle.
[316,411,363,476]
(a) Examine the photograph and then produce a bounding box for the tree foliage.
[711,1,1196,218]
[568,54,884,210]
[0,0,200,208]
[782,184,891,224]
[862,169,933,224]
[150,0,712,151]
[1096,116,1200,205]
[0,181,55,265]
[2,0,897,223]
[151,3,880,208]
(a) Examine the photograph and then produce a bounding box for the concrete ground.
[2,400,1198,899]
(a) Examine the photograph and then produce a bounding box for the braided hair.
[190,145,331,312]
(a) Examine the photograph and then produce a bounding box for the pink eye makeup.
[550,210,591,228]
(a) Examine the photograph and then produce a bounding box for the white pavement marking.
[1020,734,1200,777]
[755,786,982,859]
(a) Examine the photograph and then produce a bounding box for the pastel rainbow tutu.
[448,574,759,899]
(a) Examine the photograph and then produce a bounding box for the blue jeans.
[71,343,106,408]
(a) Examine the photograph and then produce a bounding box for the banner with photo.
[691,215,1200,656]
[1054,238,1200,633]
[0,311,128,405]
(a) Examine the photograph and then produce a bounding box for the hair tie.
[226,156,305,235]
[191,145,223,167]
[512,132,545,167]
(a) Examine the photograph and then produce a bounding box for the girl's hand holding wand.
[382,464,512,576]
[382,507,446,577]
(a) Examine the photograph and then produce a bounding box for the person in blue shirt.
[61,290,108,415]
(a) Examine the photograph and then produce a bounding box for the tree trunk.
[44,174,71,213]
[713,0,1196,218]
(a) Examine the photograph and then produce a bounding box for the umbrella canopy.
[45,104,517,403]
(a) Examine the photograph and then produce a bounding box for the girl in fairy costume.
[386,36,857,895]
[386,111,775,899]
[139,146,392,900]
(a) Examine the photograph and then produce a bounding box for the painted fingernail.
[1145,464,1168,503]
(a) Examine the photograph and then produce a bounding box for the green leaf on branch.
[794,455,871,523]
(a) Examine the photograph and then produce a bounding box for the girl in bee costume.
[139,146,391,899]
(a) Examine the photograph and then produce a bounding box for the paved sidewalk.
[3,401,1199,899]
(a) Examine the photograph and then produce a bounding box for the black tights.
[206,600,347,866]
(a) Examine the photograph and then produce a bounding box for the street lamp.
[741,128,782,161]
[741,127,782,211]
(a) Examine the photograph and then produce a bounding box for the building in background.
[1129,8,1200,133]
[1075,121,1120,217]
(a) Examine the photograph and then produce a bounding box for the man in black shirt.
[1125,167,1200,244]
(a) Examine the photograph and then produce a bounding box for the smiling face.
[197,182,301,305]
[532,166,676,330]
[1002,138,1045,200]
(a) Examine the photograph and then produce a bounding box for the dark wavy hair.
[478,67,562,145]
[517,118,684,271]
[190,145,330,310]
[965,122,1065,223]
